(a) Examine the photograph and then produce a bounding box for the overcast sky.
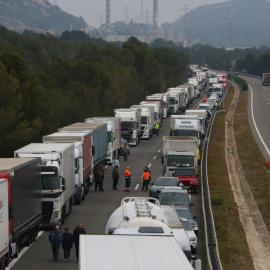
[50,0,226,27]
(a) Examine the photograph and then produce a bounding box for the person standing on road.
[48,225,64,262]
[94,167,103,192]
[62,227,73,262]
[124,166,132,192]
[142,167,151,191]
[154,123,160,136]
[123,143,128,161]
[100,165,105,191]
[112,165,120,190]
[215,101,218,108]
[112,156,120,167]
[73,223,86,263]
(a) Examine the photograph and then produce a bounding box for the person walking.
[94,167,103,192]
[112,165,120,190]
[202,97,207,103]
[73,223,86,263]
[124,166,132,192]
[48,225,64,262]
[112,156,120,167]
[214,101,218,108]
[62,227,73,262]
[142,167,151,191]
[122,143,128,161]
[154,122,160,136]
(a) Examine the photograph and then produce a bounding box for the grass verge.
[207,84,254,270]
[233,84,270,231]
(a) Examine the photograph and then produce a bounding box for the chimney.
[153,0,158,35]
[106,0,111,33]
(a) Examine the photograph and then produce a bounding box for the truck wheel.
[136,137,139,146]
[69,198,73,214]
[82,187,85,200]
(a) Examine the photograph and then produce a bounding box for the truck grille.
[121,133,132,142]
[42,201,53,223]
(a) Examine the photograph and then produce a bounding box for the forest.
[0,27,189,157]
[1,26,270,157]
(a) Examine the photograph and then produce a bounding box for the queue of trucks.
[0,65,218,270]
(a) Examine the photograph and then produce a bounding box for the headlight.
[190,237,197,241]
[190,181,193,184]
[52,209,60,221]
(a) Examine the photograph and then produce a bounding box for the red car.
[173,168,199,194]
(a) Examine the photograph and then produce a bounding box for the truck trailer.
[14,144,75,228]
[43,131,93,204]
[85,117,121,164]
[58,122,107,170]
[262,73,270,86]
[0,158,42,269]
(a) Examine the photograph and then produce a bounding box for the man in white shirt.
[112,156,120,168]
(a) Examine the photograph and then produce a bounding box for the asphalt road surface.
[240,76,270,162]
[9,97,205,270]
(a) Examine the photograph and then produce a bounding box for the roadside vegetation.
[233,85,270,231]
[207,84,254,270]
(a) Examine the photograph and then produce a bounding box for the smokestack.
[153,0,158,35]
[106,0,111,33]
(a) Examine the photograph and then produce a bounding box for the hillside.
[0,0,89,35]
[172,0,270,47]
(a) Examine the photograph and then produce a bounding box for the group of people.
[48,223,86,263]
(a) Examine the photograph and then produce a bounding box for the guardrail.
[200,88,229,270]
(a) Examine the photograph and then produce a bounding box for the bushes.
[227,74,248,91]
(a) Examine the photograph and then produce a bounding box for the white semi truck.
[14,143,75,227]
[85,117,121,164]
[43,131,93,204]
[151,93,170,118]
[167,88,186,114]
[170,115,205,138]
[105,197,192,259]
[170,117,202,145]
[162,136,199,176]
[79,235,201,270]
[130,105,155,139]
[114,108,142,146]
[139,101,161,125]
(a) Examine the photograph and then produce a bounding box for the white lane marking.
[135,184,139,190]
[8,231,44,269]
[148,163,152,168]
[249,85,270,157]
[158,149,161,153]
[153,156,156,160]
[141,174,143,178]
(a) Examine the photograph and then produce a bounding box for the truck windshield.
[198,105,210,110]
[173,130,199,139]
[41,166,59,190]
[169,97,175,105]
[141,116,148,125]
[175,169,195,176]
[154,112,158,119]
[159,193,188,206]
[163,101,168,108]
[121,121,135,130]
[167,155,194,167]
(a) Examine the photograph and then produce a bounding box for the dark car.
[158,187,194,208]
[149,177,183,198]
[174,206,198,236]
[118,138,130,156]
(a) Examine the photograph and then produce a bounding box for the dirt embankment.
[225,83,270,270]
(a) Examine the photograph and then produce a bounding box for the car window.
[155,178,178,186]
[182,220,193,231]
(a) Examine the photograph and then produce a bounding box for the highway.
[8,97,205,270]
[241,76,270,162]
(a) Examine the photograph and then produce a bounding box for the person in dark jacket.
[94,167,103,192]
[62,227,73,261]
[73,223,86,263]
[48,225,64,262]
[112,165,120,190]
[100,165,105,191]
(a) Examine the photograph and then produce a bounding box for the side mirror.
[193,215,197,219]
[9,203,14,219]
[189,202,194,207]
[92,145,96,156]
[61,177,66,186]
[62,185,66,191]
[161,156,164,164]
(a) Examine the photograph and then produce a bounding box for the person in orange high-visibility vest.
[124,166,132,192]
[142,167,151,191]
[202,97,207,103]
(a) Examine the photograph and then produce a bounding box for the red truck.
[0,158,42,269]
[173,168,199,194]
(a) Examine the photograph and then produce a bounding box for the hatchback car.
[149,177,183,198]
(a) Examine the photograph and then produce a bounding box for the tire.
[82,187,85,200]
[136,137,139,146]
